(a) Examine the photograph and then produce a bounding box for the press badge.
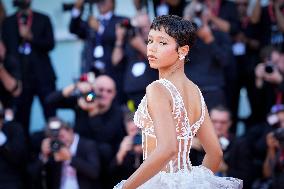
[232,42,245,56]
[94,45,104,58]
[132,62,146,77]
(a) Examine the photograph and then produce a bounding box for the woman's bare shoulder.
[185,78,200,95]
[146,80,170,99]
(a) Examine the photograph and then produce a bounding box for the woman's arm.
[122,82,178,189]
[196,106,223,173]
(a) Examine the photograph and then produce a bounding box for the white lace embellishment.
[133,78,206,173]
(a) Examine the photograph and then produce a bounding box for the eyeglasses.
[98,87,114,94]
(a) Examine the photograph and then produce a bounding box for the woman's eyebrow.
[149,35,169,41]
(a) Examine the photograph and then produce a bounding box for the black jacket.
[2,11,56,84]
[29,134,101,189]
[0,121,27,188]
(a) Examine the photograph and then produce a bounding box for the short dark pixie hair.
[150,15,197,52]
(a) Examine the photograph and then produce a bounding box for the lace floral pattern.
[114,166,243,189]
[133,79,206,172]
[115,79,243,189]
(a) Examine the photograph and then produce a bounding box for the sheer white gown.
[114,78,243,189]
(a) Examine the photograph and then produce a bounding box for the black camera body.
[274,128,284,148]
[119,19,137,39]
[48,120,64,153]
[265,63,275,74]
[50,139,64,153]
[72,89,98,103]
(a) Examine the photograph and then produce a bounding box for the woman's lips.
[148,55,157,61]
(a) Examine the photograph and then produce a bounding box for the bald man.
[46,74,126,188]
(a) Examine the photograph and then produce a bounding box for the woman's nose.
[147,42,157,52]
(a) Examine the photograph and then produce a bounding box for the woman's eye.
[147,39,153,44]
[160,41,167,45]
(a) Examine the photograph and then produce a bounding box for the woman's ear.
[178,45,189,60]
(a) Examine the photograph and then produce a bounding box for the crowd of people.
[0,0,284,188]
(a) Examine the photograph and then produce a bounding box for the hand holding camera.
[255,61,283,87]
[54,147,72,162]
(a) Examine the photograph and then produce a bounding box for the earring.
[179,54,185,60]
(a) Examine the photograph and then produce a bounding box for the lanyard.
[268,4,276,23]
[17,10,33,28]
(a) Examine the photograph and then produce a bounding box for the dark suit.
[28,134,101,189]
[70,13,127,104]
[1,11,56,137]
[0,121,28,189]
[45,91,126,189]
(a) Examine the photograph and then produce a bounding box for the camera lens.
[84,91,97,103]
[265,64,274,74]
[50,139,63,153]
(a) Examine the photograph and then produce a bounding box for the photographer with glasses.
[69,0,128,105]
[28,117,101,189]
[46,74,125,189]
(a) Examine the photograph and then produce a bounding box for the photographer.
[69,0,128,104]
[255,46,284,119]
[263,127,284,188]
[183,5,232,110]
[111,12,157,108]
[0,101,28,189]
[28,117,101,189]
[251,0,284,51]
[2,0,57,138]
[108,111,143,187]
[46,74,125,189]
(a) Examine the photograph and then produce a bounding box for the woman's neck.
[158,61,185,80]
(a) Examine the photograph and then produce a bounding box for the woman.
[114,15,243,189]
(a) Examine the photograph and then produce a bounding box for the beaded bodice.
[134,79,206,173]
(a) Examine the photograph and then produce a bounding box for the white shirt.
[0,131,7,146]
[60,134,80,189]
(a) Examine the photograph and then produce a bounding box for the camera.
[265,63,275,74]
[72,89,98,103]
[119,19,137,39]
[13,0,31,10]
[273,128,284,148]
[72,72,99,103]
[47,120,64,153]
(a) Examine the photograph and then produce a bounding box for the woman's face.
[147,28,179,69]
